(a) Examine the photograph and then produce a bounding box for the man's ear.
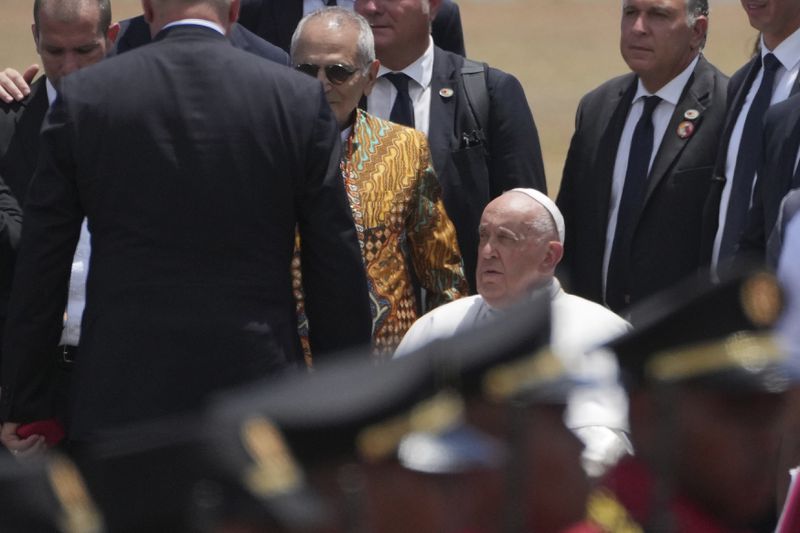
[106,22,121,45]
[362,60,380,97]
[691,15,708,50]
[540,241,564,273]
[229,0,241,26]
[142,0,155,25]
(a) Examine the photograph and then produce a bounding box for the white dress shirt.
[162,19,225,35]
[713,28,800,268]
[602,56,699,298]
[303,0,355,14]
[44,85,92,347]
[367,37,435,137]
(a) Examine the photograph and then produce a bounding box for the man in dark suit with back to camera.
[237,0,466,56]
[355,0,547,293]
[557,0,727,315]
[703,0,800,273]
[0,0,371,452]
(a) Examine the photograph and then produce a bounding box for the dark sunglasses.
[295,63,360,84]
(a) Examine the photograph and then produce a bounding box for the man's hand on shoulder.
[0,422,48,460]
[0,64,40,104]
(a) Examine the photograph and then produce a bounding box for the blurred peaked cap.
[78,413,327,533]
[607,269,794,392]
[397,424,507,474]
[482,347,581,405]
[0,452,103,533]
[422,286,553,397]
[210,288,552,467]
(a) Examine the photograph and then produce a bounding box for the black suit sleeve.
[0,96,83,422]
[296,88,372,358]
[0,174,22,275]
[486,68,547,195]
[432,1,466,57]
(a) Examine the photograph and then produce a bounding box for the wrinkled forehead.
[296,18,361,59]
[480,196,539,230]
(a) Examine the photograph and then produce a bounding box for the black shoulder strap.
[460,58,489,132]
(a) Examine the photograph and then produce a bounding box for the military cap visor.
[0,453,102,533]
[608,270,796,392]
[80,414,328,532]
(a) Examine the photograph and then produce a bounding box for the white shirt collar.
[340,124,353,143]
[46,78,58,106]
[633,55,699,106]
[761,25,800,71]
[162,19,226,36]
[377,36,434,90]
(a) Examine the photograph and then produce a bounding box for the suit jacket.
[422,47,547,292]
[237,0,466,56]
[294,109,468,359]
[700,55,800,265]
[0,175,21,299]
[111,15,290,65]
[0,77,49,351]
[739,93,800,263]
[557,56,728,310]
[0,25,371,438]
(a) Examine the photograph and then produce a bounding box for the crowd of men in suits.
[0,0,799,530]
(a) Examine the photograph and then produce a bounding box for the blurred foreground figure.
[589,270,795,532]
[0,0,371,450]
[213,289,601,532]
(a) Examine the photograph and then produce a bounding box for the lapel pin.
[439,88,454,98]
[684,109,700,120]
[677,120,695,139]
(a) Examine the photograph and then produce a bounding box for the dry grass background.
[0,0,758,193]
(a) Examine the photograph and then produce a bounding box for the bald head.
[476,191,564,309]
[34,0,111,37]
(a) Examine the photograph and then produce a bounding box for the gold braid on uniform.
[586,487,644,533]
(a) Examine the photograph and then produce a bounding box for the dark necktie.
[383,72,415,128]
[719,53,782,260]
[606,95,661,311]
[326,0,337,5]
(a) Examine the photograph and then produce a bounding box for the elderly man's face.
[476,194,560,310]
[740,0,800,49]
[293,18,378,128]
[619,0,705,92]
[32,2,117,89]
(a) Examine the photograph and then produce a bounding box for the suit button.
[624,294,631,305]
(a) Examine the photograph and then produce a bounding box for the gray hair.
[34,0,112,36]
[686,0,709,26]
[291,7,376,69]
[524,210,559,245]
[687,0,709,49]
